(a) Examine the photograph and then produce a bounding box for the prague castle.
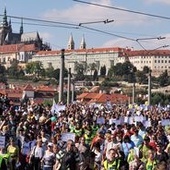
[0,9,170,77]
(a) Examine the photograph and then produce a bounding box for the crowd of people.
[0,94,170,170]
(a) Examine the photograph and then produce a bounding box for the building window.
[165,60,167,63]
[158,60,160,63]
[162,60,164,63]
[155,60,157,63]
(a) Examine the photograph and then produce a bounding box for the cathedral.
[0,8,51,51]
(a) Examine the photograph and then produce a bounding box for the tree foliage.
[159,70,169,87]
[25,61,44,77]
[100,65,106,76]
[7,59,24,79]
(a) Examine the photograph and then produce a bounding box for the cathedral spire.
[3,7,8,26]
[80,35,86,49]
[67,33,75,50]
[20,18,23,34]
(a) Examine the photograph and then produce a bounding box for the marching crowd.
[0,93,170,170]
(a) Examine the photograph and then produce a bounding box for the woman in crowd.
[7,137,20,170]
[41,142,56,170]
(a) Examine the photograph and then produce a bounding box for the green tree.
[135,70,147,84]
[0,64,7,83]
[159,70,169,87]
[88,62,98,77]
[109,61,134,78]
[143,66,150,74]
[7,59,24,79]
[74,62,86,80]
[53,68,68,81]
[93,69,98,81]
[46,66,55,78]
[25,61,44,77]
[100,65,106,76]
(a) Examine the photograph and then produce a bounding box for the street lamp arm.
[79,19,114,26]
[136,36,166,41]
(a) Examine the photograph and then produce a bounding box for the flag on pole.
[51,99,66,116]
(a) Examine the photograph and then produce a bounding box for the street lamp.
[59,49,65,103]
[148,69,152,106]
[67,68,71,105]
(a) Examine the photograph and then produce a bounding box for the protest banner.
[61,133,75,142]
[0,136,5,148]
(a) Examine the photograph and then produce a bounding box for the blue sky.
[1,0,170,50]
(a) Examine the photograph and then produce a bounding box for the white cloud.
[146,0,170,5]
[42,0,150,27]
[39,32,52,42]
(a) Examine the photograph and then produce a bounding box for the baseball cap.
[47,142,53,147]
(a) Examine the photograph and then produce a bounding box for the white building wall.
[31,50,120,75]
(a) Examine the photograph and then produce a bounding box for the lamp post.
[71,78,75,103]
[148,69,152,106]
[67,68,71,105]
[132,81,135,104]
[59,49,65,103]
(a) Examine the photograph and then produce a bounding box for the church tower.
[67,33,75,50]
[80,35,86,49]
[0,8,10,45]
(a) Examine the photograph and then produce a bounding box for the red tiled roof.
[0,43,38,53]
[76,93,89,99]
[124,49,170,57]
[36,85,57,92]
[5,89,23,98]
[77,92,128,104]
[23,84,34,91]
[35,47,124,56]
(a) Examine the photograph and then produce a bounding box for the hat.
[47,142,53,147]
[144,136,150,141]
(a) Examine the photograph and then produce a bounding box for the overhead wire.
[73,0,170,20]
[79,25,136,41]
[73,0,170,49]
[0,5,168,49]
[8,21,79,29]
[0,14,139,42]
[0,14,78,27]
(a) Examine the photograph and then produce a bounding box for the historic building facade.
[31,42,170,77]
[0,8,51,68]
[123,49,170,76]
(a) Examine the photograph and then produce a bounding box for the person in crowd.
[121,135,135,159]
[75,136,90,170]
[29,138,44,170]
[129,148,146,170]
[145,149,157,170]
[92,142,102,170]
[7,137,20,170]
[55,139,80,170]
[139,135,153,162]
[155,142,169,163]
[0,148,10,170]
[102,148,121,170]
[20,134,32,170]
[41,142,55,170]
[131,129,143,147]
